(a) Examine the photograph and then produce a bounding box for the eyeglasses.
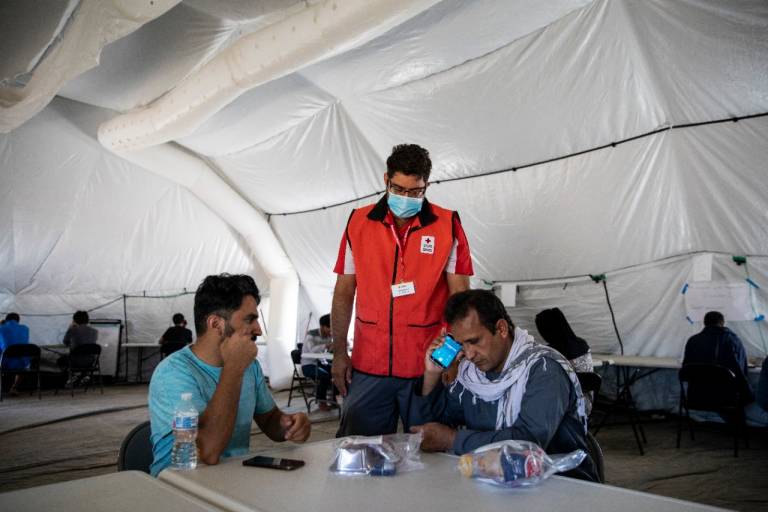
[388,181,428,198]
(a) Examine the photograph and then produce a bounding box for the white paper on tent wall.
[494,283,517,307]
[691,253,712,282]
[684,282,752,322]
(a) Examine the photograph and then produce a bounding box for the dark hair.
[704,311,724,327]
[386,144,432,181]
[534,307,589,360]
[172,313,185,325]
[319,314,331,328]
[444,289,515,335]
[194,274,260,335]
[5,312,20,323]
[73,310,89,325]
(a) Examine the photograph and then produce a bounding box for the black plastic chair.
[576,371,602,425]
[585,431,605,483]
[0,344,42,401]
[160,342,186,360]
[56,343,103,397]
[287,349,314,413]
[577,371,602,396]
[117,421,153,473]
[677,363,748,457]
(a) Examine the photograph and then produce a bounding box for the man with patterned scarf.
[411,290,598,482]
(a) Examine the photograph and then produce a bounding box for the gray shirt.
[63,324,98,348]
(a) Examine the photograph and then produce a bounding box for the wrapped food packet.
[330,432,424,476]
[458,440,585,488]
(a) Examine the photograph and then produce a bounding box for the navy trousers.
[336,371,429,436]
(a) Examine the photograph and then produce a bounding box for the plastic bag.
[329,432,424,476]
[458,440,585,488]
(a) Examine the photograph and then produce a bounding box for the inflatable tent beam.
[0,0,180,133]
[98,0,441,151]
[113,143,298,389]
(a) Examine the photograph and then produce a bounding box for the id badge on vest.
[392,281,416,298]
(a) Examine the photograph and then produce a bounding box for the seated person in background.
[534,307,593,373]
[535,307,595,414]
[0,313,31,395]
[148,274,310,476]
[159,313,194,345]
[683,311,754,404]
[62,310,99,348]
[57,310,99,375]
[757,357,768,413]
[301,313,337,410]
[411,290,598,482]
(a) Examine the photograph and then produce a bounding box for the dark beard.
[223,320,236,338]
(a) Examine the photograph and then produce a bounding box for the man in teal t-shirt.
[148,274,311,476]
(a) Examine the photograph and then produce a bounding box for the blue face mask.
[387,192,423,219]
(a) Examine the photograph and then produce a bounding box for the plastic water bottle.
[170,392,198,470]
[458,444,544,483]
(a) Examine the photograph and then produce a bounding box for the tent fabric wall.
[0,0,767,381]
[0,97,263,346]
[263,0,768,356]
[0,0,181,132]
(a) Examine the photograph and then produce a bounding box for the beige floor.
[0,385,766,511]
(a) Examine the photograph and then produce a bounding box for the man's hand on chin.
[410,422,456,452]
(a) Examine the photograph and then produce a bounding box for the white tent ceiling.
[1,0,767,387]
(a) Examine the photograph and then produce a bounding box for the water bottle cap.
[181,392,192,400]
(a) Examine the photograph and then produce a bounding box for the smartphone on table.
[242,455,305,471]
[429,334,462,369]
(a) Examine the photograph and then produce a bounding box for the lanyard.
[389,223,412,282]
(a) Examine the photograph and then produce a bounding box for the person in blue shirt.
[148,274,311,476]
[0,313,31,395]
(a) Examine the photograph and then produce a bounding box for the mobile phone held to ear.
[429,334,462,369]
[242,455,305,471]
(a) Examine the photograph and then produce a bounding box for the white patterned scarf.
[452,327,588,432]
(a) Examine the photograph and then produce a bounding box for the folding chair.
[577,371,602,396]
[577,371,602,425]
[56,343,104,397]
[677,363,748,457]
[0,344,41,401]
[117,421,153,473]
[585,431,605,483]
[287,349,314,413]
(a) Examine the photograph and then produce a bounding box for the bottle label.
[173,415,198,430]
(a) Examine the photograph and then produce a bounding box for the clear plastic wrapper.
[458,440,585,488]
[329,433,424,476]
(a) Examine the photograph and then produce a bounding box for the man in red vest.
[331,144,473,436]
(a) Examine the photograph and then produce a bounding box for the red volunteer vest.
[346,196,457,378]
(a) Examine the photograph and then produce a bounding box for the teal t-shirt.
[148,346,275,476]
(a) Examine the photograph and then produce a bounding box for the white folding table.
[123,342,162,382]
[300,352,334,362]
[159,440,728,512]
[0,470,223,512]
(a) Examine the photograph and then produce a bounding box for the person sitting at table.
[148,274,311,476]
[757,358,768,412]
[534,307,594,373]
[683,311,754,404]
[410,289,598,482]
[158,313,194,345]
[301,313,337,410]
[0,313,31,396]
[57,310,99,383]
